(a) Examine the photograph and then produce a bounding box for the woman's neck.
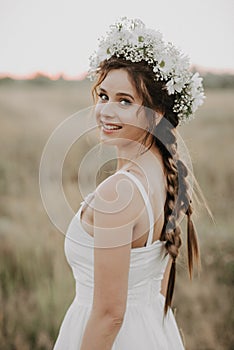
[115,139,157,171]
[115,142,142,171]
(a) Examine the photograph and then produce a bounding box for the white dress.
[53,170,185,349]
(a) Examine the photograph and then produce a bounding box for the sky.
[0,0,234,79]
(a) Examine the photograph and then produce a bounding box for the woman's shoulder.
[94,170,146,222]
[95,170,140,204]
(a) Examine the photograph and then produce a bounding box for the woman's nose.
[100,101,117,118]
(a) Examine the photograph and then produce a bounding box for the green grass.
[0,81,233,349]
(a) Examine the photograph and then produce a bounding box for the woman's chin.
[100,135,120,146]
[99,133,127,147]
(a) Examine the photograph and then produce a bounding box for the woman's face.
[95,69,149,147]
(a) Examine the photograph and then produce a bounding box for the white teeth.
[102,123,121,130]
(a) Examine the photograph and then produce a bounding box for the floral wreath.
[88,17,205,125]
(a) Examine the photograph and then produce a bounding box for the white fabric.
[117,170,155,246]
[53,171,185,349]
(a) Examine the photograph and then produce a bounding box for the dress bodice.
[64,170,169,306]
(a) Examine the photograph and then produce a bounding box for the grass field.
[0,79,233,349]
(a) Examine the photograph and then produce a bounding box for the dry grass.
[0,80,233,349]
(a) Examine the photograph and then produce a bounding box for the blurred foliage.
[0,78,233,349]
[202,72,234,89]
[1,71,234,89]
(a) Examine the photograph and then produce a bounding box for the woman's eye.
[98,93,108,102]
[120,99,132,106]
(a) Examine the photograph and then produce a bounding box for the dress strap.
[117,170,154,246]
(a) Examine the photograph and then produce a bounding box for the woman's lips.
[100,121,123,133]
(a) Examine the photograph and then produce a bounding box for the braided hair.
[153,117,199,313]
[92,57,200,314]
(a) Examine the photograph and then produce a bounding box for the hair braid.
[153,121,181,313]
[154,115,200,314]
[176,159,200,276]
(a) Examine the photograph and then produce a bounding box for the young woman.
[53,17,206,349]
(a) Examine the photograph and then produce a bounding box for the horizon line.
[0,66,234,81]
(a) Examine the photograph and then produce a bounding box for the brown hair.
[92,56,203,314]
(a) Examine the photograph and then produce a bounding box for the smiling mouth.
[101,122,123,130]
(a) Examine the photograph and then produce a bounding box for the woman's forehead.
[99,69,140,99]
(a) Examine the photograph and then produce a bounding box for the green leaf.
[160,60,165,68]
[138,36,144,42]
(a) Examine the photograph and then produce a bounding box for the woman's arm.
[79,243,131,350]
[80,173,140,350]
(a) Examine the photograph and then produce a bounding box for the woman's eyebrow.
[99,87,135,100]
[116,92,135,100]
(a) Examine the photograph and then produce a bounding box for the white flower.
[174,76,187,93]
[88,17,205,124]
[191,93,204,112]
[166,79,175,95]
[190,72,203,94]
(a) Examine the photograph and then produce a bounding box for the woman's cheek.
[95,103,102,122]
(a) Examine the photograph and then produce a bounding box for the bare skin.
[80,69,171,350]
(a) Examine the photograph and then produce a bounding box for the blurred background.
[0,0,234,349]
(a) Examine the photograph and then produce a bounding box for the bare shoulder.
[94,171,144,223]
[93,172,146,248]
